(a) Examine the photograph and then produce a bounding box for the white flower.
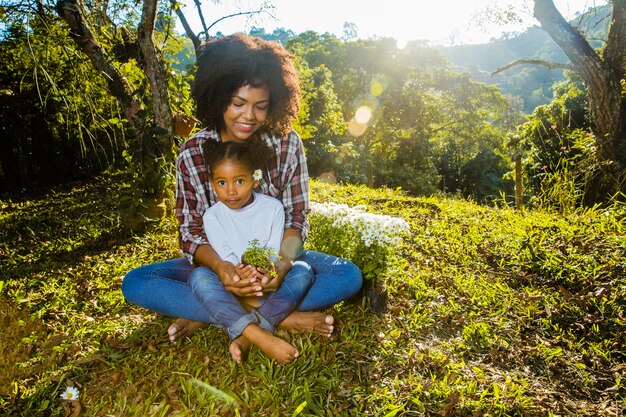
[253,169,263,181]
[60,386,80,401]
[310,201,409,248]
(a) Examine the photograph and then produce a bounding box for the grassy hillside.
[1,176,624,416]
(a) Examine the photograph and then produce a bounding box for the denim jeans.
[121,250,363,338]
[187,260,313,339]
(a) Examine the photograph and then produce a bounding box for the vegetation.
[2,177,624,416]
[241,239,278,271]
[1,1,626,413]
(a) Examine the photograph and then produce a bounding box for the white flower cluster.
[310,202,409,247]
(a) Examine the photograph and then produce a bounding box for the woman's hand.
[259,257,293,293]
[216,261,263,297]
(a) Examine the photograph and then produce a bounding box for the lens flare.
[396,38,408,49]
[355,106,372,124]
[348,117,367,137]
[370,81,384,97]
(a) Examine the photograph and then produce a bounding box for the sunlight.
[178,0,608,47]
[395,38,408,49]
[355,106,372,124]
[348,117,367,137]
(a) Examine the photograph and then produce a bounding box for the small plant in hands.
[241,239,279,278]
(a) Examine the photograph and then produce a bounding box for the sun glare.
[355,106,373,124]
[395,38,408,49]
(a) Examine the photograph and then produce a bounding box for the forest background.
[1,0,623,213]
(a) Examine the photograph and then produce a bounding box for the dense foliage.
[287,33,515,200]
[0,17,124,190]
[2,177,624,416]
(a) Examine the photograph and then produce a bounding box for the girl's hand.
[216,261,262,296]
[235,264,260,281]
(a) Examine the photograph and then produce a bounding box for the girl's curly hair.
[202,136,274,177]
[192,34,301,137]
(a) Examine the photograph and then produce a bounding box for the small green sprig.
[241,239,279,278]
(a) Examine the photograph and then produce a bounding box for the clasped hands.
[217,257,293,297]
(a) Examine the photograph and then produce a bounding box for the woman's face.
[220,84,270,142]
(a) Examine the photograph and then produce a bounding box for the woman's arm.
[175,139,211,263]
[275,131,311,241]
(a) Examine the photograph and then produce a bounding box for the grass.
[1,175,625,416]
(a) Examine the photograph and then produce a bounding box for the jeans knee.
[188,266,219,293]
[347,262,364,295]
[121,267,141,302]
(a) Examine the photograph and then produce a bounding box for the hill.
[439,4,610,112]
[2,176,624,415]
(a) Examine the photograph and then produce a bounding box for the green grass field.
[1,176,624,416]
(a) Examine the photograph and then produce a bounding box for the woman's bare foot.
[167,318,208,343]
[229,336,251,364]
[279,312,334,337]
[242,325,299,364]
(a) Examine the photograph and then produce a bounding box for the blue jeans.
[121,250,363,338]
[188,260,313,339]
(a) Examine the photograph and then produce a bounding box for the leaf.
[190,378,239,406]
[383,404,405,417]
[291,401,307,417]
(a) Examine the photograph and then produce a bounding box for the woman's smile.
[220,85,270,142]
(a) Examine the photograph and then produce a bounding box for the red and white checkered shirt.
[175,128,311,263]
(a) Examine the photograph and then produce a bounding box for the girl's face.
[221,84,270,142]
[210,160,259,210]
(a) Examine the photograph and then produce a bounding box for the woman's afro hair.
[192,34,301,137]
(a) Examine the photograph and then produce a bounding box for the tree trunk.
[533,0,626,198]
[138,0,173,136]
[515,153,523,210]
[56,0,144,130]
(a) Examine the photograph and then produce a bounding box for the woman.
[121,34,362,362]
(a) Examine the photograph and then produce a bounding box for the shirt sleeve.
[280,131,311,241]
[175,141,210,263]
[202,207,239,266]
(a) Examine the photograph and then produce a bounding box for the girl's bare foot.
[167,318,208,343]
[279,312,334,337]
[242,325,299,364]
[229,336,252,364]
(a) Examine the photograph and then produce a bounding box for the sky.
[178,0,607,46]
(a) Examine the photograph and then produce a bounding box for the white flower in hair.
[253,169,263,181]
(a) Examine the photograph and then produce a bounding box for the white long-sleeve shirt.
[202,192,285,265]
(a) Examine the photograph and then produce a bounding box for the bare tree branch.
[205,8,266,37]
[55,0,143,129]
[604,0,626,69]
[170,0,199,52]
[193,0,208,39]
[491,59,576,75]
[533,0,603,80]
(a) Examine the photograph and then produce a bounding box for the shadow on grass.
[0,174,145,280]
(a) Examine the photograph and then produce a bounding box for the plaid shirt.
[175,128,311,263]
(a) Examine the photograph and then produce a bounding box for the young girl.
[188,137,314,364]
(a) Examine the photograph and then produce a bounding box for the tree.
[0,18,122,189]
[494,0,626,202]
